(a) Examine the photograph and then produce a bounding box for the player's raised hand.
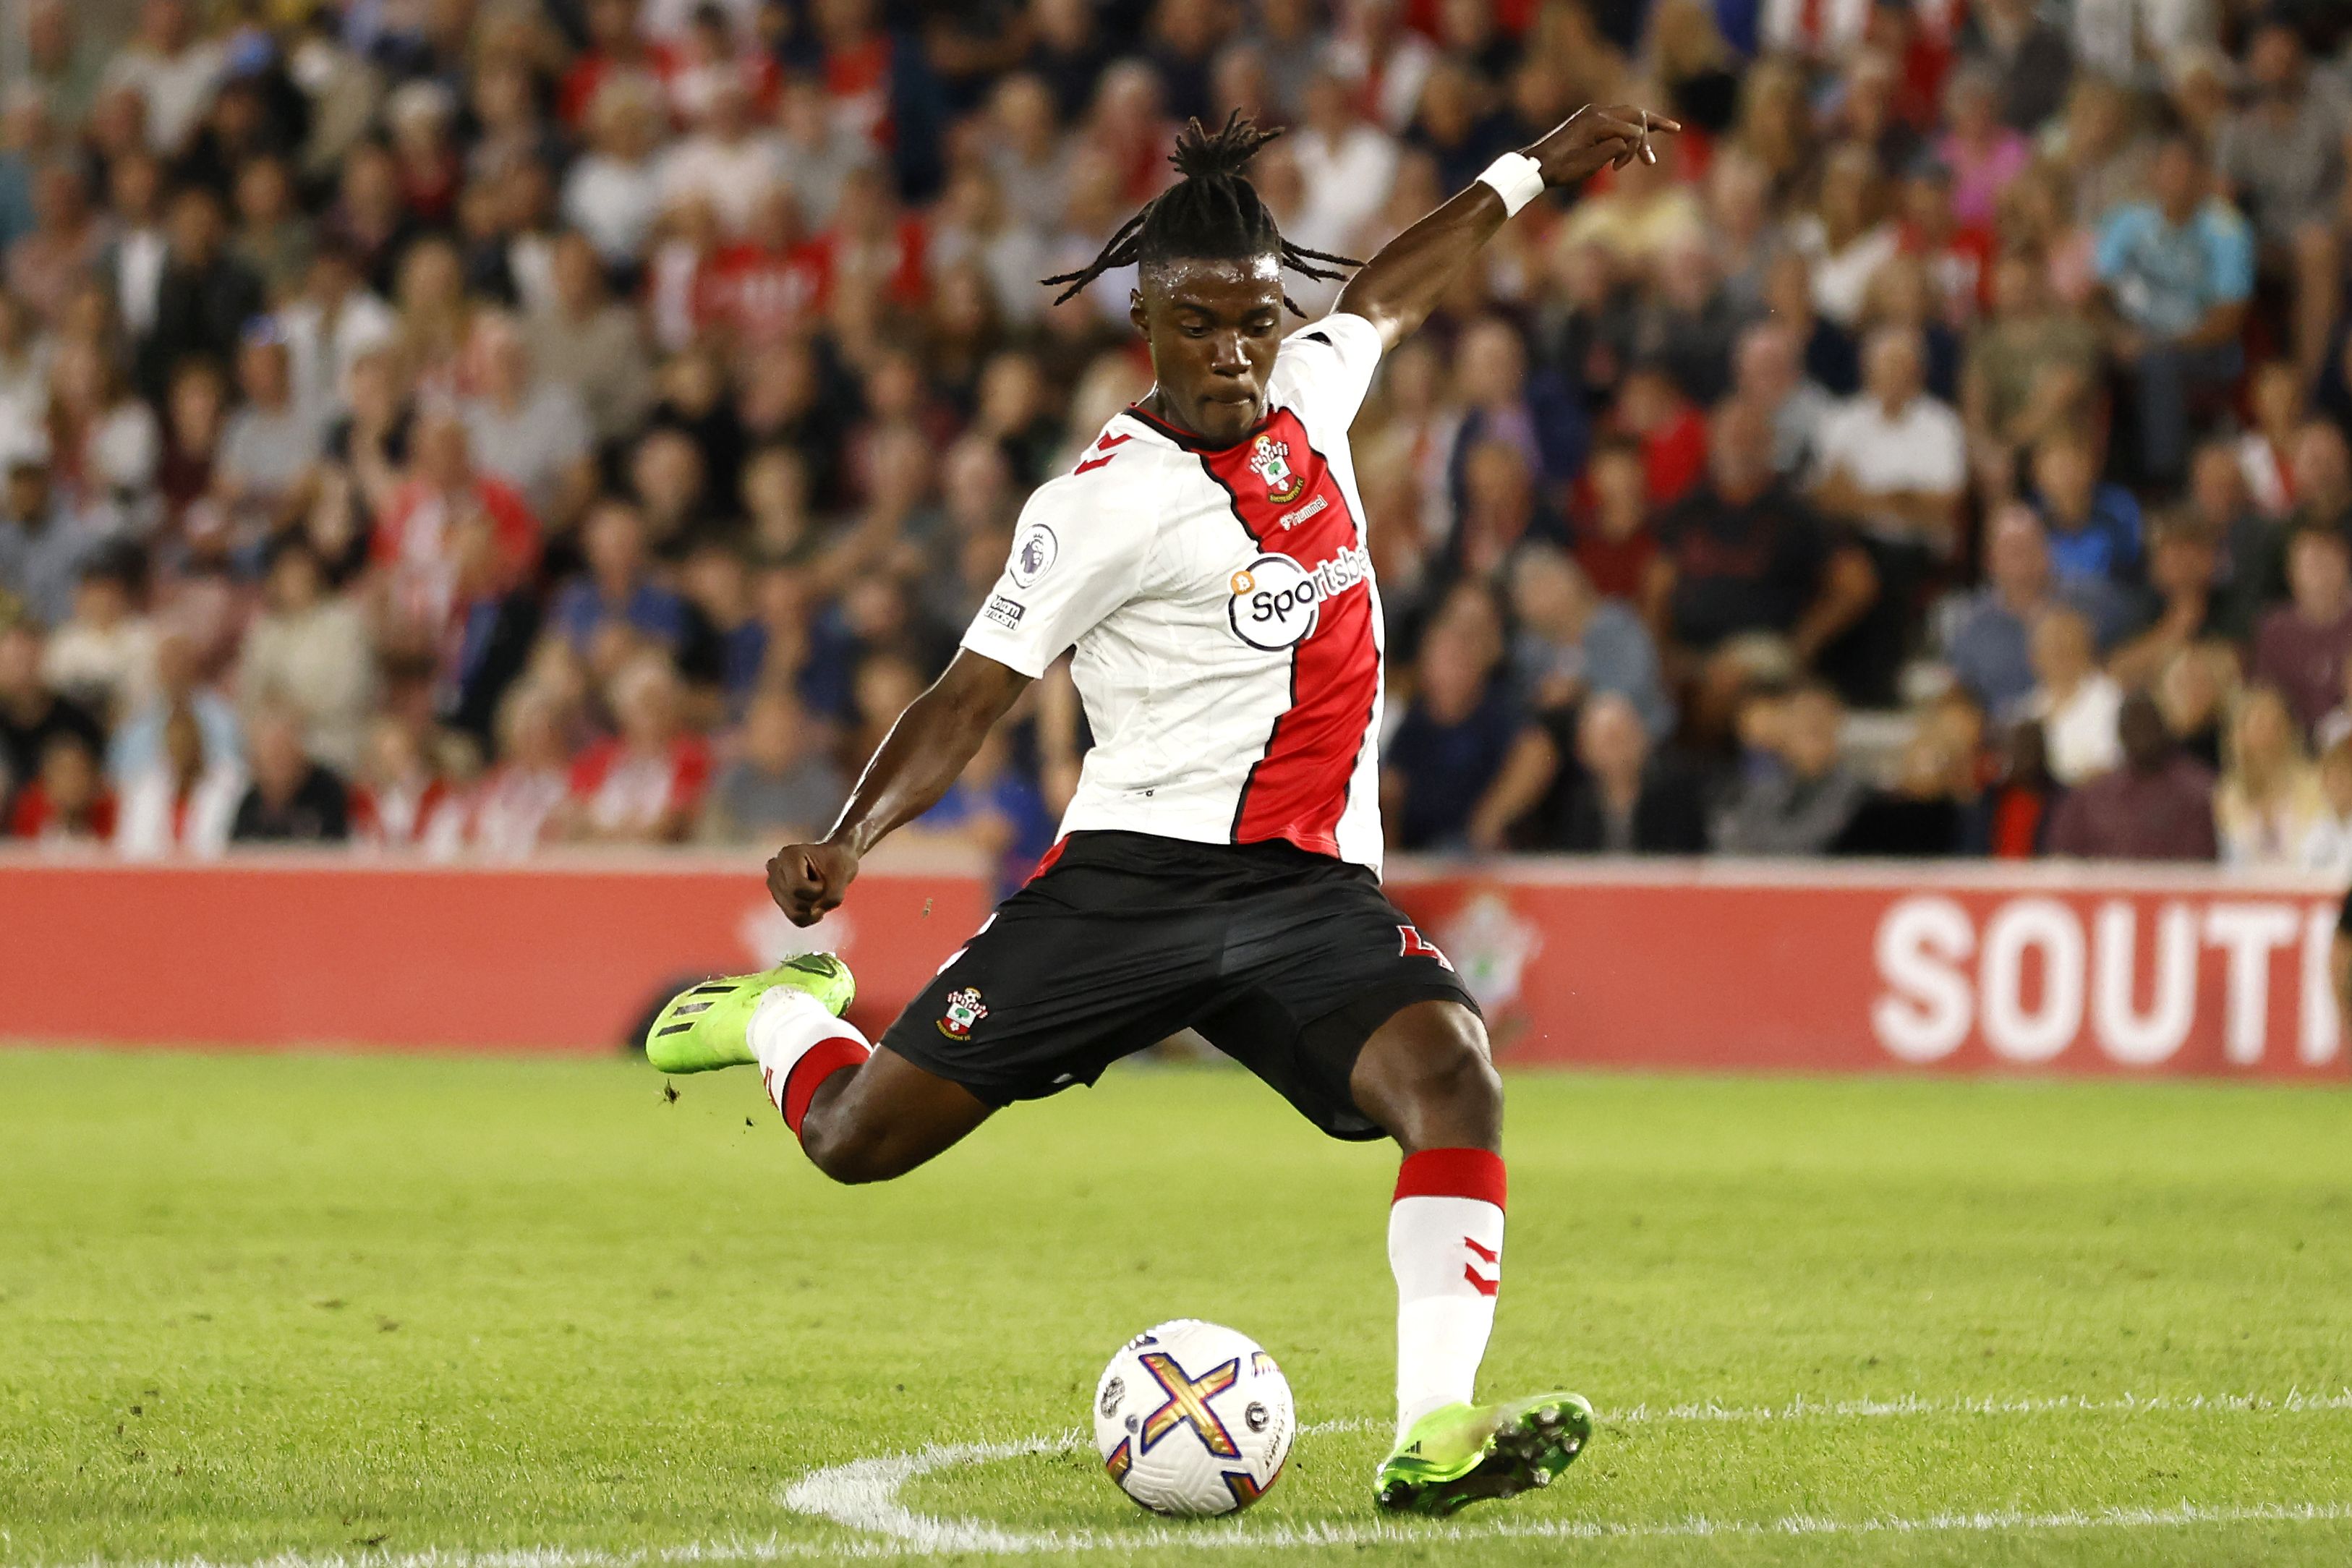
[1526,105,1682,189]
[768,839,860,926]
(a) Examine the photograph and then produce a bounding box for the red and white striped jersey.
[959,312,1389,871]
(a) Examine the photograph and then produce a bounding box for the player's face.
[1132,255,1284,447]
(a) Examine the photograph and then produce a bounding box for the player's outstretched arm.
[767,650,1033,926]
[1335,104,1680,352]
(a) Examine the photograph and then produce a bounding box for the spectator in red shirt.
[1614,361,1709,507]
[1896,161,1995,328]
[2253,526,2352,737]
[7,731,115,843]
[349,715,456,852]
[1570,435,1657,602]
[557,655,712,844]
[370,411,541,646]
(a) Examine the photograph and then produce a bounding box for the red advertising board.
[0,853,2344,1080]
[1389,863,2347,1081]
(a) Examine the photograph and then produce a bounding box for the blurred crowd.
[2,0,2352,874]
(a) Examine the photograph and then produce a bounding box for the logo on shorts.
[1009,522,1058,587]
[1248,435,1305,504]
[937,986,989,1039]
[1399,924,1454,971]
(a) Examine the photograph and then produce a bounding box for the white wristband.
[1476,152,1547,218]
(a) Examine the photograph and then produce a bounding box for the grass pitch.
[0,1050,2348,1566]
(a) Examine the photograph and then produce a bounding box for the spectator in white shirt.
[1734,320,1836,477]
[99,0,226,156]
[460,314,595,528]
[277,242,397,422]
[1815,326,1968,556]
[655,78,783,237]
[2027,605,2124,785]
[563,77,668,268]
[1292,71,1399,262]
[116,701,241,858]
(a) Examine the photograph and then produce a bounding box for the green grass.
[1,1050,2349,1566]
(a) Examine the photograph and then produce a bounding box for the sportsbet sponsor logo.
[1227,544,1370,652]
[1872,893,2341,1068]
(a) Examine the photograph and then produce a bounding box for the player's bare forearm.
[767,651,1032,925]
[1337,104,1679,351]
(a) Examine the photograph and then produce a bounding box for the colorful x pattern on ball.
[1135,1351,1243,1459]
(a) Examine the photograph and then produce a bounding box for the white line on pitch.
[40,1389,2352,1568]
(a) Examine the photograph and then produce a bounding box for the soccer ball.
[1092,1319,1295,1517]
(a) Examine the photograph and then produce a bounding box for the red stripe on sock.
[781,1036,869,1136]
[1393,1148,1507,1209]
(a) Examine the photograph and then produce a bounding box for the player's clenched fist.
[768,840,860,926]
[1527,104,1681,187]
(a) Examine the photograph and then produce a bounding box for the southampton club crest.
[937,987,989,1040]
[1248,435,1305,504]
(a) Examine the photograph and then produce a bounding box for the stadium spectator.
[216,324,321,542]
[39,549,155,724]
[2031,427,2143,590]
[1946,506,2125,717]
[7,730,114,842]
[456,686,575,860]
[136,184,265,404]
[1966,718,2062,858]
[1567,435,1656,602]
[1715,681,1867,855]
[0,623,104,814]
[2045,692,2217,861]
[116,701,241,859]
[2252,527,2352,737]
[106,627,237,781]
[1508,545,1671,741]
[1730,320,1833,479]
[557,655,711,844]
[2214,684,2326,870]
[1384,610,1553,853]
[234,541,375,775]
[2301,738,2352,879]
[2094,135,2251,488]
[1552,691,1708,855]
[1961,252,2102,503]
[0,451,107,631]
[2024,605,2125,787]
[2108,513,2225,691]
[1647,398,1877,689]
[702,687,845,847]
[230,707,349,843]
[1810,325,1967,699]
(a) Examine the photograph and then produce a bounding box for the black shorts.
[881,830,1481,1141]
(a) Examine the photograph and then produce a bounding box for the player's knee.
[1412,1022,1502,1123]
[797,1110,897,1186]
[1365,1004,1501,1144]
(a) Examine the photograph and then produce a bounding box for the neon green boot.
[643,954,856,1074]
[1373,1392,1593,1516]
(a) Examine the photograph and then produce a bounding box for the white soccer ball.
[1092,1319,1295,1517]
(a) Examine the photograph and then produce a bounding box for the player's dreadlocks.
[1041,111,1361,318]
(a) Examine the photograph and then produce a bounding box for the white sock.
[746,988,872,1138]
[1389,1148,1507,1441]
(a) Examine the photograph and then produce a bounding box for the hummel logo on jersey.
[1227,543,1371,652]
[1248,434,1305,503]
[1399,924,1454,971]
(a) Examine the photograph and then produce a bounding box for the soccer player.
[649,106,1677,1515]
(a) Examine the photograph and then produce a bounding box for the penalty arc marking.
[776,1393,2352,1557]
[39,1390,2352,1567]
